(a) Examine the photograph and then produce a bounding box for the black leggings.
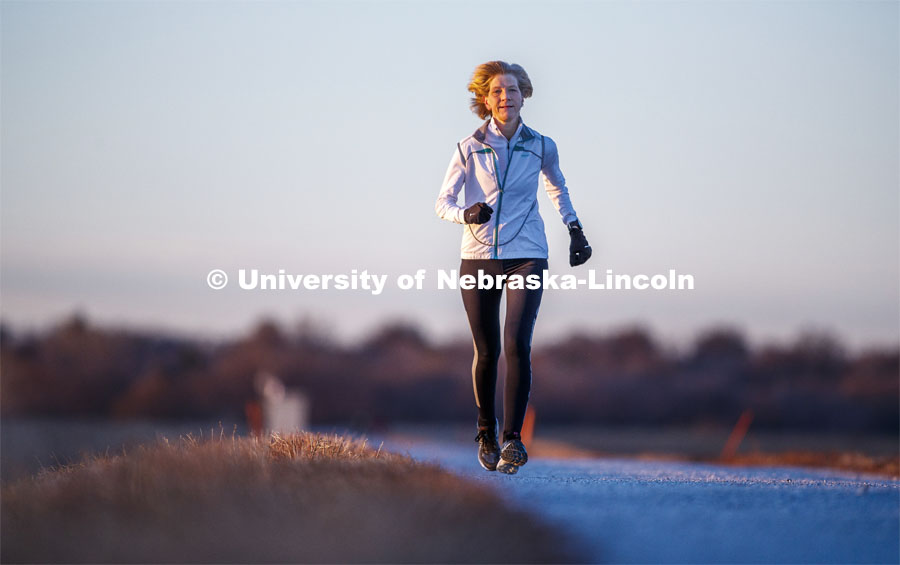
[460,257,547,438]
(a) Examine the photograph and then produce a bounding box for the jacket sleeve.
[540,136,579,226]
[435,145,467,224]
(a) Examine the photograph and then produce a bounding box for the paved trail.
[374,434,899,564]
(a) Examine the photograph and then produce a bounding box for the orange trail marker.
[721,409,754,460]
[522,405,536,447]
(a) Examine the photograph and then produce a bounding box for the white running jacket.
[435,119,580,260]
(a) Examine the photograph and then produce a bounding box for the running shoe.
[497,432,528,475]
[474,420,500,471]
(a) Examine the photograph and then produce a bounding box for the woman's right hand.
[464,202,493,225]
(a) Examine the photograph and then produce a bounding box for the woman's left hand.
[568,222,592,267]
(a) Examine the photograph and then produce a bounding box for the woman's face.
[483,74,523,124]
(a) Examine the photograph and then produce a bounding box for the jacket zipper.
[488,140,515,259]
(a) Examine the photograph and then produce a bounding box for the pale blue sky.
[2,0,898,352]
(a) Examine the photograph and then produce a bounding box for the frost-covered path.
[376,434,900,564]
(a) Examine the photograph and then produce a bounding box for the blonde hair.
[467,60,533,119]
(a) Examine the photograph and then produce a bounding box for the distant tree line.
[1,314,896,433]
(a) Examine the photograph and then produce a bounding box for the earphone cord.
[467,199,537,246]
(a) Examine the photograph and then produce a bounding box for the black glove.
[464,202,493,225]
[568,220,592,267]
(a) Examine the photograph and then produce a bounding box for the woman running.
[435,60,592,474]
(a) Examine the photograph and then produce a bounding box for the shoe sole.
[500,444,528,467]
[497,460,519,474]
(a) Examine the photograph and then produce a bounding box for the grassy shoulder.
[2,431,577,564]
[714,450,899,478]
[530,438,899,478]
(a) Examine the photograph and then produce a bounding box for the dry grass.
[2,429,577,564]
[717,450,900,478]
[530,439,899,479]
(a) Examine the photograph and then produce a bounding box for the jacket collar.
[473,118,535,144]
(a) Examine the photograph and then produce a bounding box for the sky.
[2,0,898,353]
